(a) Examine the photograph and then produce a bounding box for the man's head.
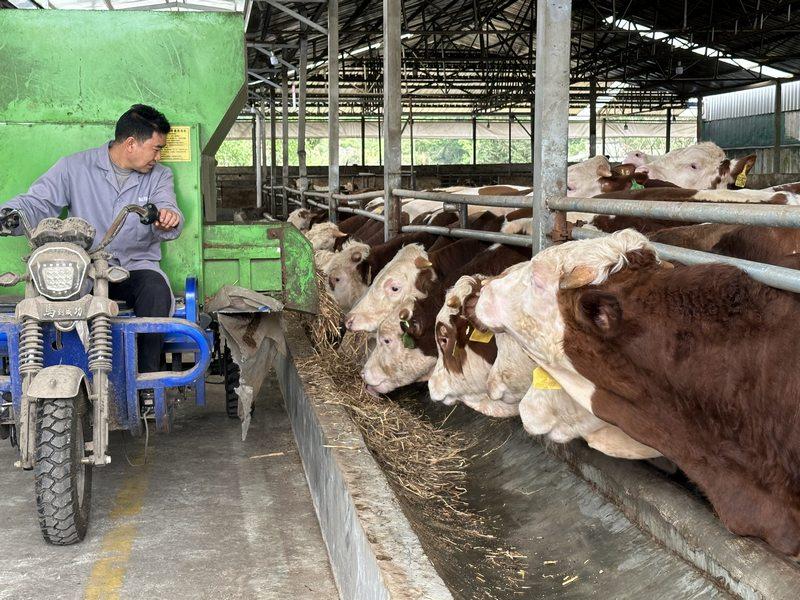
[112,104,171,173]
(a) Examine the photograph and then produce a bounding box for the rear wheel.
[34,390,92,545]
[222,346,241,419]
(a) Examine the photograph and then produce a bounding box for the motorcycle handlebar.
[94,203,160,252]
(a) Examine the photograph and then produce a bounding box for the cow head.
[622,150,654,168]
[288,208,313,232]
[566,155,613,198]
[345,244,435,332]
[305,222,348,252]
[323,240,371,311]
[361,304,437,396]
[635,142,756,190]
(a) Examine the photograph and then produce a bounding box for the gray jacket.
[4,143,183,276]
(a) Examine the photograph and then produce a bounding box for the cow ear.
[414,256,433,269]
[577,291,622,336]
[351,251,363,263]
[560,264,598,289]
[333,230,348,238]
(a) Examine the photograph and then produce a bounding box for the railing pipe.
[549,196,800,228]
[571,226,800,294]
[401,225,531,248]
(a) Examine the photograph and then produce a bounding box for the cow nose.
[345,315,354,330]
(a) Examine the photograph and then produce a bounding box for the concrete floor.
[0,376,339,600]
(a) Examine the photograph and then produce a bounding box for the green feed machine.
[0,10,316,544]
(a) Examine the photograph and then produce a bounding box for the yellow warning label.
[533,367,562,390]
[161,126,191,162]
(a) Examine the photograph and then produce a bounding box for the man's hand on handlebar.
[154,208,180,231]
[0,208,20,236]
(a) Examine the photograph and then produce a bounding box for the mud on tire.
[34,390,92,545]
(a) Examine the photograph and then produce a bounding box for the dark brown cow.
[713,225,800,270]
[559,250,800,555]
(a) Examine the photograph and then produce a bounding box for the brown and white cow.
[473,231,662,460]
[306,222,349,252]
[635,142,756,190]
[428,275,532,417]
[550,243,800,556]
[288,208,314,231]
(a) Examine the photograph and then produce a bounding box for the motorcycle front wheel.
[34,390,93,545]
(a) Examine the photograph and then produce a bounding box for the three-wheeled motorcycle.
[0,204,216,545]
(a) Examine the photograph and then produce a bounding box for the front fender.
[27,366,89,400]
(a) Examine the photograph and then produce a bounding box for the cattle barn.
[2,1,800,598]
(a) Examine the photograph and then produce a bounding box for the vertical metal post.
[665,107,672,154]
[508,106,513,167]
[409,102,416,189]
[269,88,277,215]
[696,96,703,142]
[531,0,571,253]
[589,78,597,157]
[297,37,308,202]
[377,110,382,166]
[328,0,340,223]
[774,80,782,173]
[472,116,477,166]
[281,68,290,219]
[601,117,606,156]
[383,0,402,240]
[529,100,535,168]
[253,110,263,208]
[360,113,366,165]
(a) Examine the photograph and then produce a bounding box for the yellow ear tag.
[468,328,494,343]
[533,367,562,390]
[735,163,751,188]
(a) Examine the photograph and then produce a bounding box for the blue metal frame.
[0,277,213,436]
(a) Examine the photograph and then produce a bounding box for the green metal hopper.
[0,10,316,314]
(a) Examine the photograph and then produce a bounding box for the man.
[1,104,182,402]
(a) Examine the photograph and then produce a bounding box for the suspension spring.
[88,315,113,373]
[19,318,43,377]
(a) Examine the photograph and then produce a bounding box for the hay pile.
[290,272,526,599]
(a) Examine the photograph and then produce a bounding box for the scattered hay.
[289,276,526,599]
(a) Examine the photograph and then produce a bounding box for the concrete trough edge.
[549,441,800,600]
[274,321,453,600]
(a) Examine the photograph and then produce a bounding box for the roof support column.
[601,118,606,156]
[328,0,340,223]
[360,113,366,166]
[409,101,416,189]
[665,107,672,154]
[281,68,290,219]
[253,111,263,209]
[508,106,513,173]
[383,0,402,241]
[472,116,477,166]
[589,78,597,157]
[696,96,703,142]
[269,88,277,216]
[531,0,572,254]
[774,80,782,174]
[297,37,309,205]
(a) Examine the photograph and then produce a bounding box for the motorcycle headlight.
[28,245,90,301]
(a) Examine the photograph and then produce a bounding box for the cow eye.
[690,163,698,170]
[391,285,399,293]
[566,185,575,192]
[382,338,391,345]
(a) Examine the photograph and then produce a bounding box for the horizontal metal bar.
[394,188,531,209]
[306,199,329,210]
[571,226,800,294]
[338,207,385,221]
[331,190,385,202]
[284,186,302,195]
[305,190,329,199]
[550,196,800,228]
[259,0,327,34]
[401,225,532,248]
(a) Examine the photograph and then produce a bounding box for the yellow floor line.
[84,452,151,600]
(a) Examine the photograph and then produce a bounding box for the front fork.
[16,269,114,469]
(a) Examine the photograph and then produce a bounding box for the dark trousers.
[109,269,171,374]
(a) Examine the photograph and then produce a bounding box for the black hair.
[114,104,171,143]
